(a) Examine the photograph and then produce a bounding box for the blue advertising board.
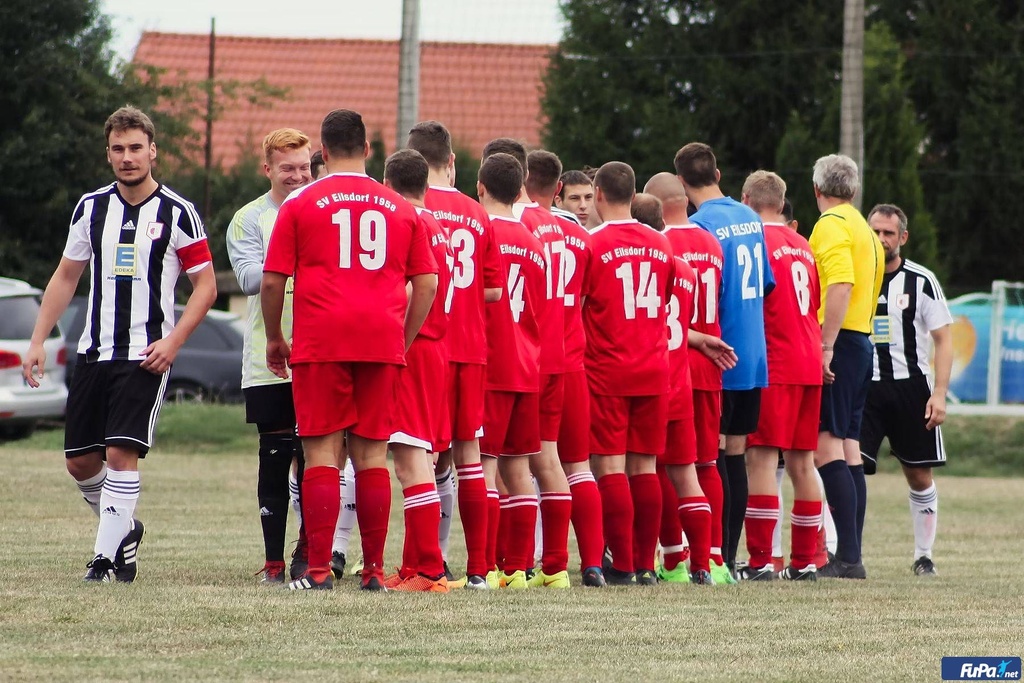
[948,293,1024,403]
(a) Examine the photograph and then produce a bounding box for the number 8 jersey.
[762,223,822,384]
[583,219,675,396]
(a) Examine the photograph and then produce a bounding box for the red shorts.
[539,373,565,442]
[662,417,698,466]
[291,362,399,439]
[390,339,449,452]
[692,389,721,464]
[448,362,486,442]
[589,391,668,457]
[557,370,590,463]
[480,391,541,457]
[747,384,822,452]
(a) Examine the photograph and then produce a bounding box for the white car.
[0,277,68,439]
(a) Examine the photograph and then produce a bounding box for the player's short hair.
[105,106,156,145]
[674,142,718,188]
[594,161,636,205]
[742,170,787,213]
[406,120,452,169]
[310,149,325,178]
[558,170,592,199]
[582,165,599,181]
[812,154,859,200]
[478,153,523,205]
[867,203,908,235]
[526,150,562,195]
[262,128,310,164]
[321,109,366,158]
[482,137,527,174]
[782,198,795,223]
[631,193,665,232]
[384,149,429,199]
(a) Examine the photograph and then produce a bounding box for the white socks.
[76,466,107,517]
[94,469,139,559]
[909,484,938,560]
[435,467,455,560]
[334,459,357,555]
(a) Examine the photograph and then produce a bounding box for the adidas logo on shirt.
[122,220,136,231]
[878,294,887,304]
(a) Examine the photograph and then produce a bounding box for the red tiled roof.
[133,32,552,168]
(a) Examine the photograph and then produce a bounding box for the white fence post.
[986,280,1007,406]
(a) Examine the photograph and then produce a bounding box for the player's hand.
[698,336,738,371]
[139,337,182,375]
[924,393,947,430]
[822,347,835,385]
[266,338,291,379]
[21,342,46,388]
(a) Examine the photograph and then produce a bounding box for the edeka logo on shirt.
[942,657,1021,680]
[113,243,137,276]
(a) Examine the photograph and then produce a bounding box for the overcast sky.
[101,0,565,60]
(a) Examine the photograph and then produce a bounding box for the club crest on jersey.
[146,222,164,239]
[896,293,910,310]
[113,244,137,277]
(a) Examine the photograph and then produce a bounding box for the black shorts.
[243,383,296,433]
[819,330,873,440]
[64,359,168,458]
[860,375,946,474]
[720,388,762,436]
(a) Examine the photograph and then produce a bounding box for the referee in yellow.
[808,154,884,579]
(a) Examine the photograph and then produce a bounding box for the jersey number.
[791,261,812,316]
[562,248,578,307]
[449,228,476,290]
[666,294,685,351]
[543,240,567,302]
[736,243,765,300]
[334,209,386,271]
[691,267,717,325]
[507,263,526,323]
[615,261,661,320]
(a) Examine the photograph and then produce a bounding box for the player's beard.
[116,167,150,187]
[885,247,899,263]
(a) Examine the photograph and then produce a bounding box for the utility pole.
[397,0,420,151]
[203,17,216,221]
[840,0,865,209]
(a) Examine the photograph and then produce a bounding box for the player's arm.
[140,264,217,374]
[226,207,266,295]
[22,257,88,387]
[926,324,952,430]
[484,287,502,303]
[688,329,737,371]
[261,271,290,379]
[405,273,438,350]
[820,282,852,384]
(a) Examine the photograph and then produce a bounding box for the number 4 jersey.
[583,219,675,396]
[762,223,822,384]
[264,172,437,365]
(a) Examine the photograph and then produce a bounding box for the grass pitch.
[1,406,1022,682]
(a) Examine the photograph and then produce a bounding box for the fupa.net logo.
[942,658,1022,680]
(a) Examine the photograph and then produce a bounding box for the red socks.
[696,463,725,565]
[657,466,687,570]
[745,494,780,570]
[300,466,340,582]
[502,495,539,573]
[791,499,823,570]
[402,483,443,578]
[598,473,634,573]
[455,463,490,577]
[355,467,391,582]
[539,492,572,575]
[678,496,712,573]
[567,471,604,571]
[629,473,661,573]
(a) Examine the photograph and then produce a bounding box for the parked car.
[0,278,68,438]
[62,297,245,404]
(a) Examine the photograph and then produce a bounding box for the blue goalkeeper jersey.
[691,197,775,390]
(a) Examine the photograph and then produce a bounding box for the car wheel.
[1,421,36,440]
[164,381,208,404]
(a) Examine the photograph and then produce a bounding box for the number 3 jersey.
[484,215,545,392]
[690,197,775,391]
[264,172,437,365]
[762,223,822,385]
[583,219,675,396]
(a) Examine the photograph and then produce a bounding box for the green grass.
[1,407,1023,682]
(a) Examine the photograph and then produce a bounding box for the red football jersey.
[558,214,592,373]
[518,203,566,374]
[265,172,437,364]
[664,224,724,391]
[763,223,823,385]
[424,185,503,364]
[583,220,675,396]
[484,215,546,392]
[668,257,697,420]
[415,206,453,342]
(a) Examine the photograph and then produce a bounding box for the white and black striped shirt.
[64,183,211,362]
[870,258,953,381]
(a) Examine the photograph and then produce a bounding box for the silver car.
[0,277,68,439]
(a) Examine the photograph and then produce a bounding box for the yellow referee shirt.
[808,202,884,333]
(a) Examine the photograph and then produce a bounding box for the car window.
[186,319,228,350]
[0,296,59,339]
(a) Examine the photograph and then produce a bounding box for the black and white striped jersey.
[63,183,212,363]
[870,258,953,381]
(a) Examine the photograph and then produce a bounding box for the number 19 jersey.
[583,220,675,396]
